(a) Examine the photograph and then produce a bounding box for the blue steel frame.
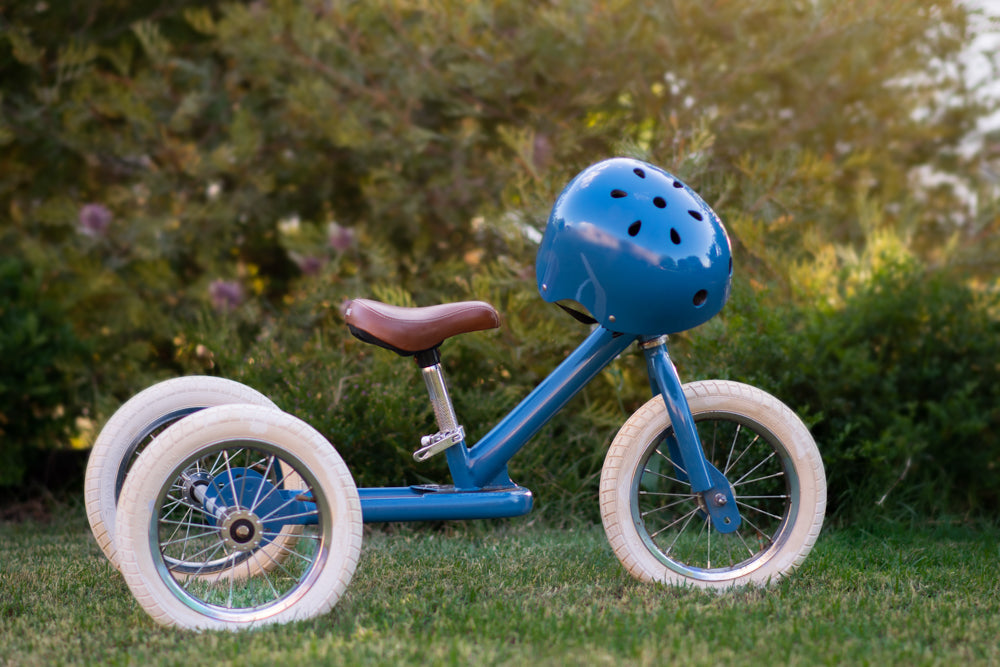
[357,326,741,531]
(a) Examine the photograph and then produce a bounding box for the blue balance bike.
[84,158,826,630]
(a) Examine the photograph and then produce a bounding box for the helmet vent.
[693,290,708,307]
[611,189,627,199]
[688,210,704,221]
[670,228,681,244]
[628,220,642,236]
[634,168,646,178]
[673,180,683,188]
[653,196,666,208]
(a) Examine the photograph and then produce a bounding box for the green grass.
[2,504,999,666]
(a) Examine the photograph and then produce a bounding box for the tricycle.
[84,157,826,630]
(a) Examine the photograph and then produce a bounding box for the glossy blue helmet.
[536,157,732,336]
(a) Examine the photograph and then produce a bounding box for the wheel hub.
[695,481,738,527]
[182,471,213,503]
[220,509,264,552]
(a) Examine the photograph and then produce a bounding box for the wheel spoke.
[276,539,321,565]
[159,516,213,530]
[725,431,762,476]
[640,495,694,517]
[261,508,319,524]
[734,470,785,487]
[257,493,309,523]
[247,475,284,514]
[226,557,236,609]
[251,549,282,599]
[739,512,776,547]
[731,450,777,487]
[705,513,712,569]
[161,505,196,545]
[722,423,742,476]
[272,542,311,577]
[653,504,700,546]
[642,468,688,486]
[221,449,238,503]
[160,527,222,549]
[734,527,757,558]
[654,447,688,478]
[179,541,228,585]
[736,498,784,521]
[640,490,694,499]
[250,454,277,509]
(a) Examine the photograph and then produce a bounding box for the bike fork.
[641,336,741,533]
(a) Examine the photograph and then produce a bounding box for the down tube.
[466,327,635,488]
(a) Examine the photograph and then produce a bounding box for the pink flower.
[209,280,244,312]
[328,223,355,252]
[79,204,112,237]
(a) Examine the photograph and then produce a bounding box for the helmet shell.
[536,157,732,336]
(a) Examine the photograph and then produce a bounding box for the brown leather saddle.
[344,298,500,357]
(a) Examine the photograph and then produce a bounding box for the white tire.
[84,376,280,569]
[600,380,826,588]
[115,404,363,630]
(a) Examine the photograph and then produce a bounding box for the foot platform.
[358,484,534,522]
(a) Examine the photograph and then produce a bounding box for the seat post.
[421,363,459,433]
[413,349,464,461]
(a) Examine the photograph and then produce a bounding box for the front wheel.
[115,404,363,630]
[600,380,826,588]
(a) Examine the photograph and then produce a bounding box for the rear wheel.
[600,380,826,587]
[84,376,283,569]
[115,404,363,630]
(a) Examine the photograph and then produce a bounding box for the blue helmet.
[536,158,732,336]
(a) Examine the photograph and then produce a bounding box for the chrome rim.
[148,440,329,621]
[630,411,799,581]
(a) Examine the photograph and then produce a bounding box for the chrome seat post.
[422,362,459,434]
[413,349,465,462]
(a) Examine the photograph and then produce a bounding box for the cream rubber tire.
[84,376,286,570]
[600,380,826,588]
[114,404,363,630]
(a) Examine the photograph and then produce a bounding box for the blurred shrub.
[0,255,89,485]
[683,248,1000,520]
[1,0,998,523]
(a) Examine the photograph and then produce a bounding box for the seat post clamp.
[414,426,465,462]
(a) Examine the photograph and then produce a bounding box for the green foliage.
[0,255,88,485]
[0,0,998,522]
[684,247,1000,519]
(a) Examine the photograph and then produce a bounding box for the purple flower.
[328,223,355,252]
[294,254,326,276]
[209,280,244,312]
[533,132,553,171]
[78,203,112,237]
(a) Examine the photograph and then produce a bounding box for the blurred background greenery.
[1,0,998,522]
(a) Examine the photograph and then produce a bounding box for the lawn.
[1,504,998,666]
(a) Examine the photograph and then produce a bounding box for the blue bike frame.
[357,327,741,530]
